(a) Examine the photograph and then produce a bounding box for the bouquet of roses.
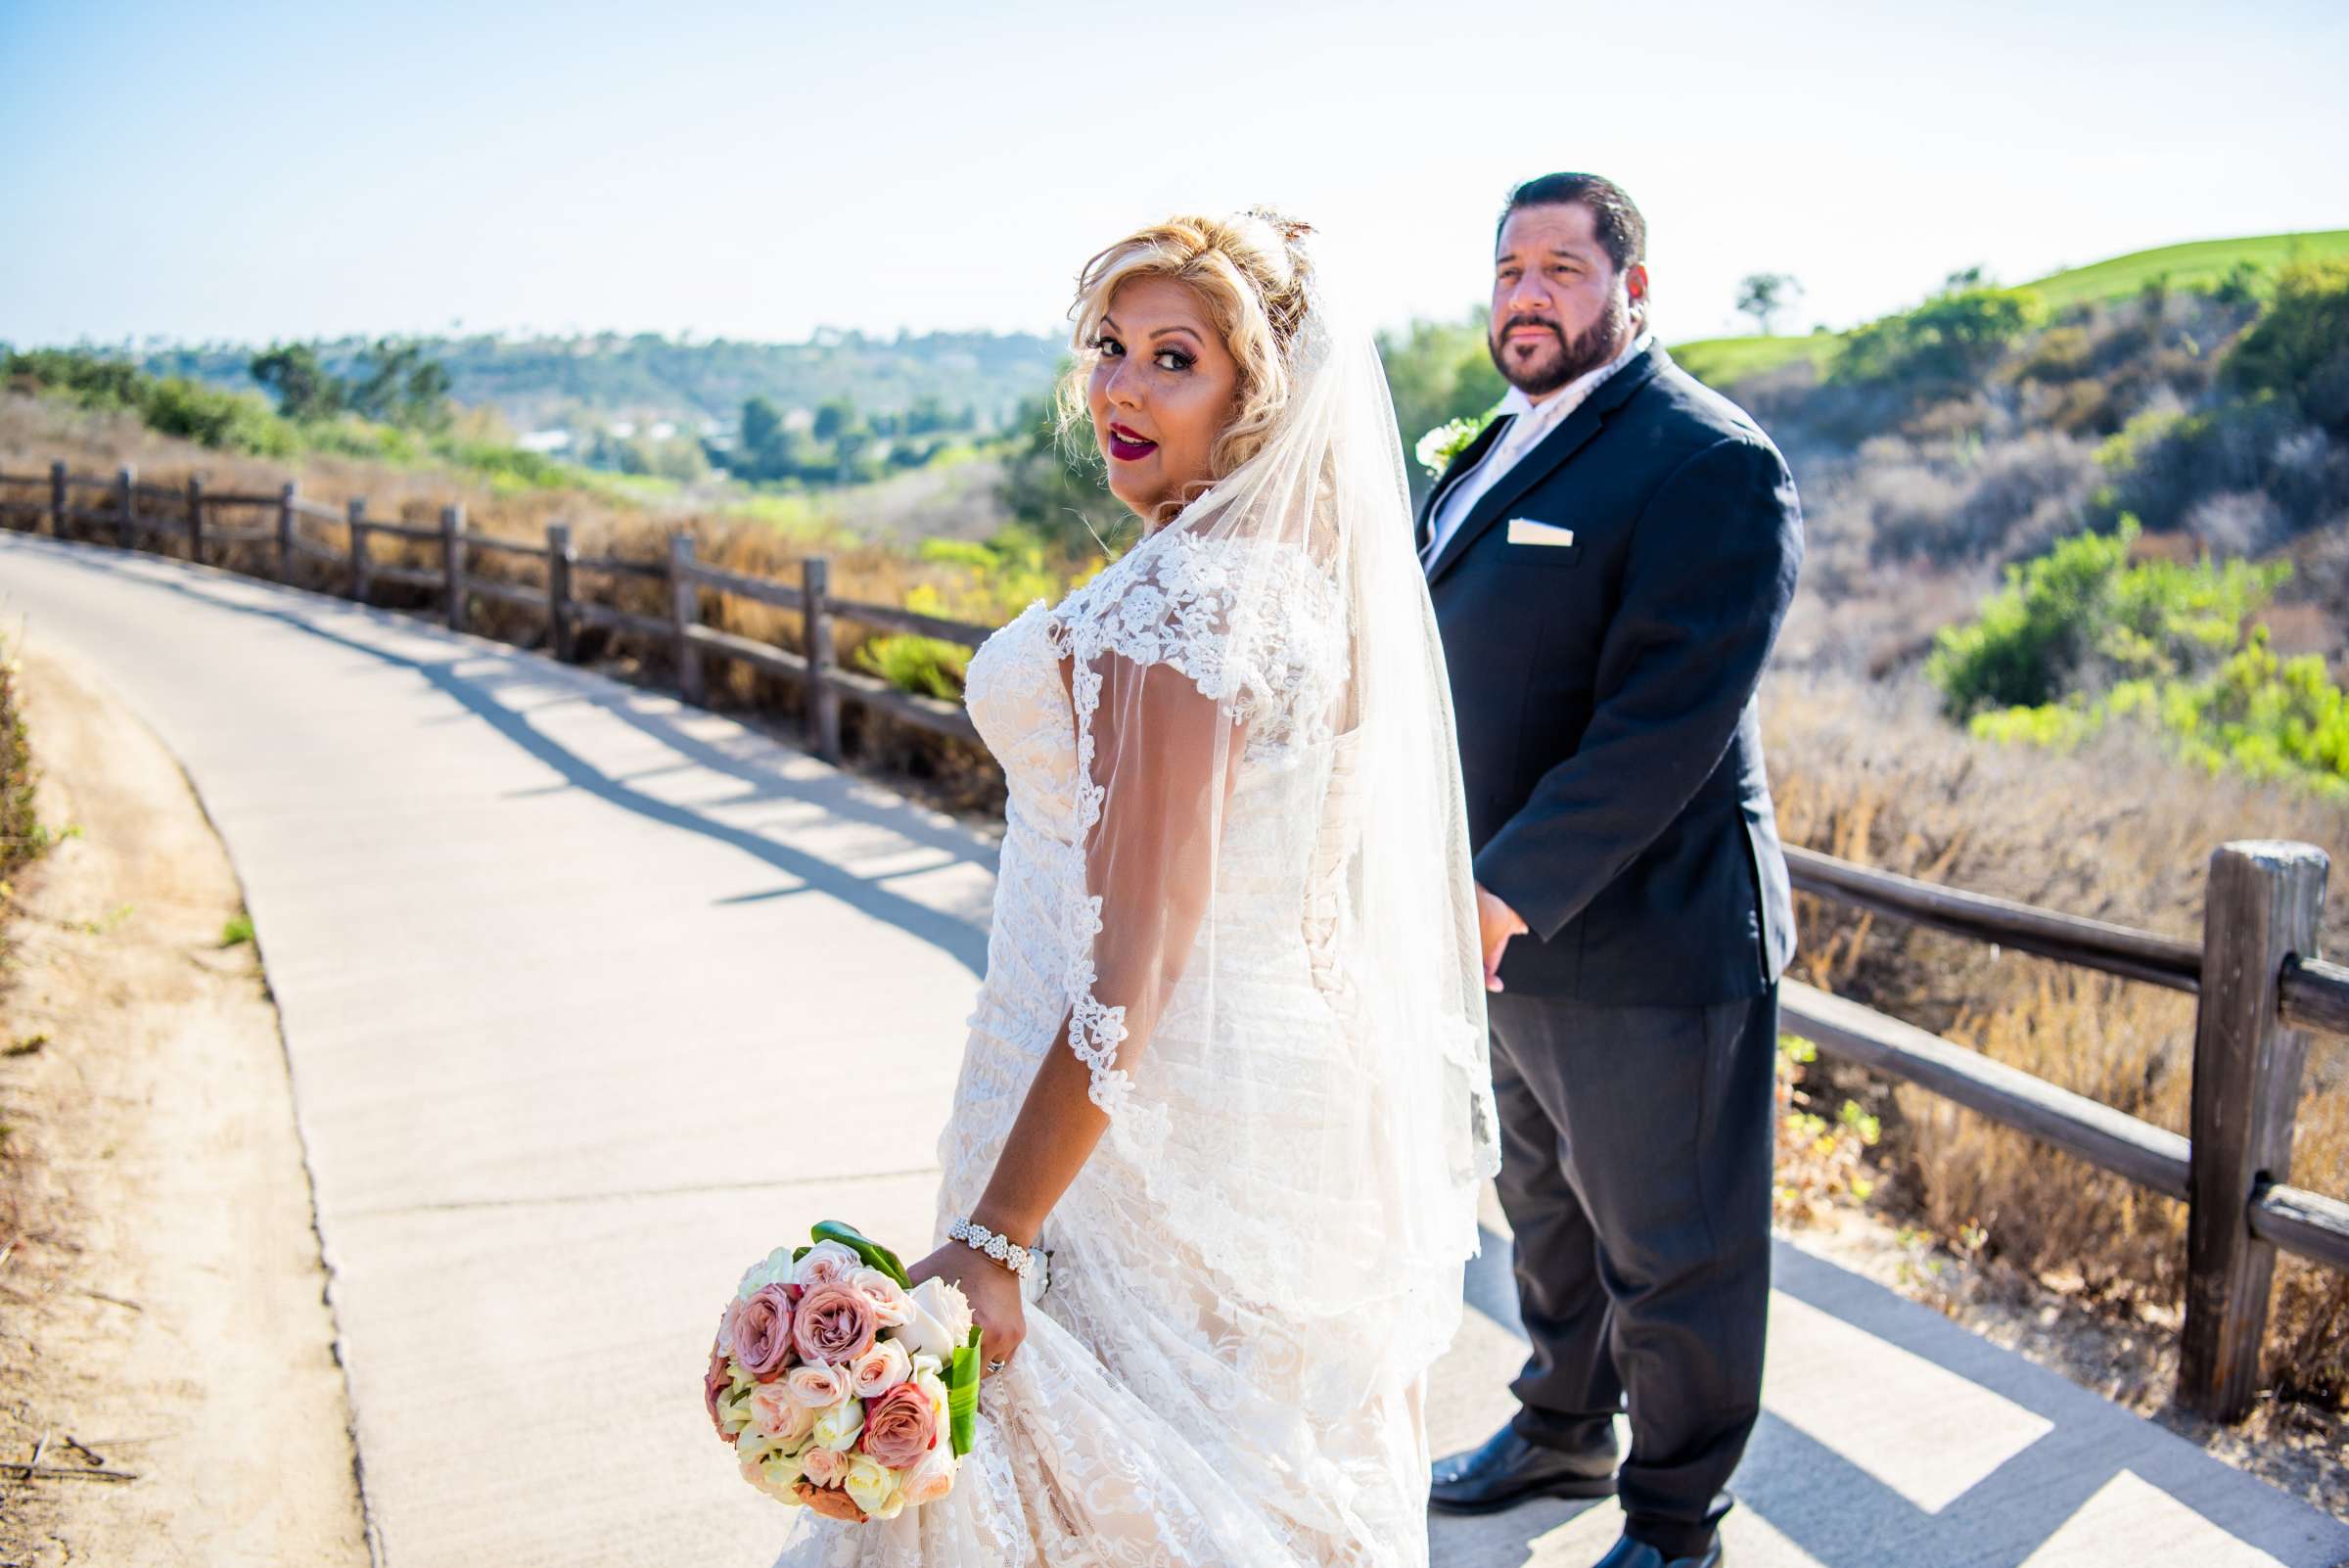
[706,1221,984,1522]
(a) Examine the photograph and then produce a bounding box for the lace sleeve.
[1046,530,1341,1116]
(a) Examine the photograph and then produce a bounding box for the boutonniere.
[1413,408,1499,481]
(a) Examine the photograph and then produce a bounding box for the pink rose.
[704,1348,736,1440]
[858,1382,939,1471]
[786,1360,851,1408]
[794,1240,860,1289]
[849,1339,912,1399]
[792,1282,878,1366]
[800,1445,847,1488]
[796,1480,865,1522]
[750,1380,816,1443]
[731,1284,798,1381]
[898,1444,956,1505]
[850,1268,914,1329]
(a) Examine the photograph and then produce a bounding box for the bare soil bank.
[0,642,367,1568]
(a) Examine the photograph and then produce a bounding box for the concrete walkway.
[4,529,2343,1568]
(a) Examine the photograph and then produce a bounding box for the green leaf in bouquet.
[808,1220,912,1290]
[946,1322,983,1457]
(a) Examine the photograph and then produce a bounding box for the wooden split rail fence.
[4,458,2347,1423]
[0,461,990,760]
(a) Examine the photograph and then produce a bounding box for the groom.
[1421,174,1802,1568]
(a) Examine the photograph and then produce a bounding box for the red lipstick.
[1106,423,1158,463]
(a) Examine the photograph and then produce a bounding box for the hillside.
[1670,229,2349,388]
[136,328,1067,435]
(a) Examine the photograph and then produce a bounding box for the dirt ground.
[0,643,368,1568]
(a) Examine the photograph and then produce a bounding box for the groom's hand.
[1475,883,1528,993]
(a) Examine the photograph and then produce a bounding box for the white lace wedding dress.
[771,314,1495,1568]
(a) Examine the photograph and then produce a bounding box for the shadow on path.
[4,535,991,976]
[1445,1233,2341,1568]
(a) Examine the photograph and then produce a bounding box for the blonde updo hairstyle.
[1059,209,1317,499]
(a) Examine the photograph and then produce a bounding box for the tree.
[250,343,344,421]
[733,395,804,481]
[812,396,859,443]
[348,338,452,429]
[1733,273,1803,336]
[1375,312,1505,499]
[997,392,1118,558]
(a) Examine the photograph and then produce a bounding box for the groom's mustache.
[1496,314,1563,343]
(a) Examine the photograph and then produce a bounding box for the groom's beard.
[1489,298,1633,398]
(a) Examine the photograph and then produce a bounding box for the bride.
[775,210,1497,1567]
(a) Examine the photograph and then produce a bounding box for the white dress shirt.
[1421,331,1653,569]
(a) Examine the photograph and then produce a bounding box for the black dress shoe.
[1428,1421,1617,1515]
[1589,1533,1723,1568]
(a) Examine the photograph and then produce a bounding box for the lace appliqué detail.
[1043,529,1343,1118]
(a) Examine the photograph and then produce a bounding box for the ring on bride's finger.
[985,1358,1007,1374]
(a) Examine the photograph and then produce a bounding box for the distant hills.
[1672,229,2349,387]
[135,328,1068,437]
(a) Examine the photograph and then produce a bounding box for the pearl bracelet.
[948,1219,1049,1292]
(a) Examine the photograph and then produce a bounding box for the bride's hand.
[905,1243,1027,1376]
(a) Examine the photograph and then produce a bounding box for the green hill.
[2027,230,2349,309]
[1670,333,1836,387]
[1672,229,2349,388]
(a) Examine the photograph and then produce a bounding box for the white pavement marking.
[1763,1291,2054,1514]
[6,530,2346,1568]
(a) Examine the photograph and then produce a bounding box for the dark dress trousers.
[1422,342,1803,1558]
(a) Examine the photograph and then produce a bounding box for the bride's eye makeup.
[1152,346,1193,373]
[1092,333,1125,357]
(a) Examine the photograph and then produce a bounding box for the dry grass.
[1769,669,2349,1408]
[0,394,1021,803]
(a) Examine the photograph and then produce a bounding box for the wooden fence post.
[2181,840,2328,1420]
[547,523,575,663]
[441,504,467,632]
[186,475,205,563]
[48,461,66,538]
[275,481,297,579]
[114,466,135,550]
[668,531,704,705]
[803,555,843,763]
[346,498,370,603]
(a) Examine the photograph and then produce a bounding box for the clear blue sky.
[3,0,2345,350]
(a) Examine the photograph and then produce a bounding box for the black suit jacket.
[1421,343,1802,1004]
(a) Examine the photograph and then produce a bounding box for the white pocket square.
[1505,518,1576,547]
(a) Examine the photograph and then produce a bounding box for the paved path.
[5,529,2344,1568]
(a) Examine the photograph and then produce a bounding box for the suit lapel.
[1424,345,1671,587]
[1414,413,1514,554]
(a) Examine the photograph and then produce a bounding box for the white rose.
[843,1453,902,1520]
[913,1363,948,1418]
[898,1277,975,1360]
[736,1431,806,1501]
[809,1395,865,1453]
[735,1246,801,1298]
[794,1239,861,1288]
[899,1443,957,1506]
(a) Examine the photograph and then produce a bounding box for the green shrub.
[857,634,971,701]
[2226,256,2349,434]
[1939,524,2349,792]
[142,377,298,457]
[1927,524,2140,714]
[1833,285,2048,392]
